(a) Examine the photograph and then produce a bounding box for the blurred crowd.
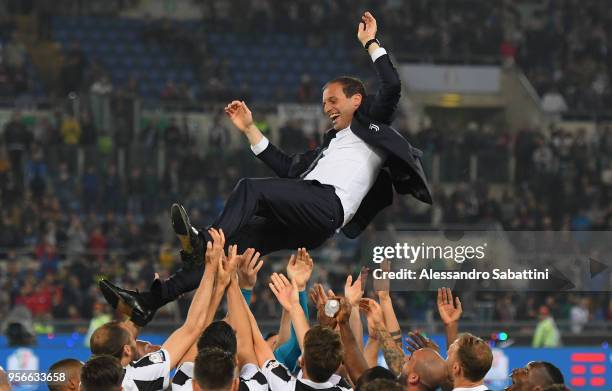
[1,106,611,328]
[1,0,612,112]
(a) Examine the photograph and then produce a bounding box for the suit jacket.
[257,50,432,238]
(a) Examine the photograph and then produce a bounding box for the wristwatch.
[364,38,381,50]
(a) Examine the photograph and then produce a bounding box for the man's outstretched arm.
[161,229,230,369]
[357,11,401,124]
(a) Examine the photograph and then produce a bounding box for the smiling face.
[322,82,363,130]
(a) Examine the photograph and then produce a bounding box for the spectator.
[3,110,31,188]
[532,306,561,347]
[570,297,590,333]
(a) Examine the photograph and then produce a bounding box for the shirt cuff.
[250,136,269,155]
[370,47,387,62]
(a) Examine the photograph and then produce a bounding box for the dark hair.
[303,326,343,383]
[197,321,237,355]
[360,378,403,391]
[356,366,397,391]
[537,361,565,385]
[80,355,124,391]
[193,347,236,390]
[90,321,132,359]
[455,333,493,382]
[48,358,83,391]
[323,76,366,98]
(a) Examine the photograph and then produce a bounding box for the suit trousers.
[150,177,344,308]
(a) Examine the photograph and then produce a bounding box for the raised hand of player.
[310,283,338,329]
[217,244,239,288]
[237,248,263,290]
[344,266,368,307]
[437,287,462,325]
[359,298,384,331]
[334,296,353,325]
[205,228,225,271]
[286,248,314,291]
[405,331,440,354]
[357,11,377,47]
[269,273,299,312]
[224,100,253,133]
[373,259,391,298]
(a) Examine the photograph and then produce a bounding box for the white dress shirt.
[452,385,489,391]
[252,127,386,227]
[250,46,389,227]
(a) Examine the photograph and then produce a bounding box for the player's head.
[322,76,366,130]
[264,331,279,350]
[361,378,403,391]
[355,366,397,391]
[193,347,239,391]
[48,358,83,391]
[400,348,451,391]
[197,321,237,356]
[80,355,124,391]
[90,321,139,364]
[446,333,492,385]
[506,361,565,391]
[299,325,343,383]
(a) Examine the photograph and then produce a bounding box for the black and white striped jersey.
[261,359,353,391]
[171,362,268,391]
[122,349,171,391]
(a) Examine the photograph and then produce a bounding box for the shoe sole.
[171,203,190,236]
[172,203,194,252]
[99,280,119,309]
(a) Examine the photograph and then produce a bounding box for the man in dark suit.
[100,12,431,324]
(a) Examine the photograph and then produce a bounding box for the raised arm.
[336,297,369,384]
[226,245,258,367]
[375,261,402,349]
[360,298,404,376]
[269,273,309,352]
[237,247,264,305]
[356,11,401,124]
[437,287,462,349]
[344,268,368,352]
[162,230,224,369]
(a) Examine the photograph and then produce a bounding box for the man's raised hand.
[286,247,314,291]
[344,267,368,307]
[437,287,462,325]
[269,273,299,312]
[359,298,384,330]
[217,244,239,288]
[405,331,440,354]
[237,248,263,290]
[357,11,377,47]
[205,228,225,270]
[224,100,254,133]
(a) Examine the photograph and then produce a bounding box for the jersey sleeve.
[260,359,296,391]
[125,348,172,390]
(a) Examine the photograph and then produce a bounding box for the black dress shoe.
[171,203,204,270]
[99,279,155,327]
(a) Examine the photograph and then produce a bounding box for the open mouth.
[329,113,340,124]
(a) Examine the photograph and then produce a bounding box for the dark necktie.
[299,129,338,179]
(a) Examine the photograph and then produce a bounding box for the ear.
[123,344,132,361]
[69,376,79,391]
[351,94,363,108]
[453,362,462,377]
[408,373,420,385]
